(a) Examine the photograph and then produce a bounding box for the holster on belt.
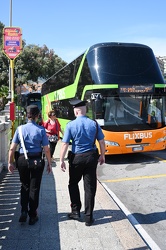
[67,150,75,164]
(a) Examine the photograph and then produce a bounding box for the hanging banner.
[3,27,22,60]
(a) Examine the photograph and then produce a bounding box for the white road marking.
[102,182,161,250]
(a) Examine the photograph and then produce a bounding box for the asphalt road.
[97,150,166,250]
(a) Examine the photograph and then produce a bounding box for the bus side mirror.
[91,93,103,119]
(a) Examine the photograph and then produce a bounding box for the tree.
[0,85,8,110]
[0,22,10,88]
[0,21,4,45]
[14,44,66,85]
[0,51,9,87]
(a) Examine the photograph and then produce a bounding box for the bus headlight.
[105,140,120,147]
[156,137,165,143]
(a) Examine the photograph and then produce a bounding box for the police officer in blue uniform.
[8,105,52,225]
[60,99,105,226]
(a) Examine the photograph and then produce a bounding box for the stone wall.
[0,112,12,171]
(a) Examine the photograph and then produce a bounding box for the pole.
[7,0,12,102]
[10,59,15,137]
[10,59,14,102]
[8,0,12,102]
[10,0,12,27]
[10,0,15,137]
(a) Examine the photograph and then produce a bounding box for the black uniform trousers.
[68,150,99,220]
[17,155,44,217]
[49,141,57,158]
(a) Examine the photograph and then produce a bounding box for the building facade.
[156,56,166,80]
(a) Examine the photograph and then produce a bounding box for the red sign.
[10,102,16,121]
[3,27,22,60]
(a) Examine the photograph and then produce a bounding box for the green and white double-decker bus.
[41,42,166,155]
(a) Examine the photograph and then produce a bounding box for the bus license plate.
[132,146,143,152]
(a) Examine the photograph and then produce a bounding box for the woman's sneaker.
[68,211,80,220]
[51,159,57,166]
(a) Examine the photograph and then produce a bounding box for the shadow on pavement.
[0,169,60,250]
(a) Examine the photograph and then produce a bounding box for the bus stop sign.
[3,27,22,60]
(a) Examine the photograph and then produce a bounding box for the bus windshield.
[87,94,165,132]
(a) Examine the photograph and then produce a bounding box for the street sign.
[3,27,22,60]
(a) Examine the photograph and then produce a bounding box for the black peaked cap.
[69,99,87,108]
[26,105,40,115]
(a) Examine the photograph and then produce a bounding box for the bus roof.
[88,42,151,51]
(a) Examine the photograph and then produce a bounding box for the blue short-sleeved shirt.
[12,120,49,154]
[62,116,104,154]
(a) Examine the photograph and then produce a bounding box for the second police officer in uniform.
[60,99,105,226]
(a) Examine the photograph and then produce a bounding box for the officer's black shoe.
[19,211,27,222]
[85,218,95,226]
[29,215,38,225]
[68,211,80,220]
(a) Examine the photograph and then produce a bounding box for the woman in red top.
[43,110,63,162]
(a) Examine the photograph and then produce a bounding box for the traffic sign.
[3,27,22,60]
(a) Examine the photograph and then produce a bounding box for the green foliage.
[0,85,8,110]
[0,21,67,89]
[0,22,9,87]
[0,51,9,87]
[14,44,66,84]
[0,21,4,46]
[0,85,8,97]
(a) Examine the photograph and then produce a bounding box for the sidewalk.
[0,142,149,250]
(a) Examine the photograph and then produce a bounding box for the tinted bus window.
[86,45,164,84]
[41,55,84,95]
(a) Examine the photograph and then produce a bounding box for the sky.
[0,0,166,63]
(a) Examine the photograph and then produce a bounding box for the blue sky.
[1,0,166,63]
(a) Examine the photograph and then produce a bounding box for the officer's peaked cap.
[26,105,40,115]
[69,99,87,108]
